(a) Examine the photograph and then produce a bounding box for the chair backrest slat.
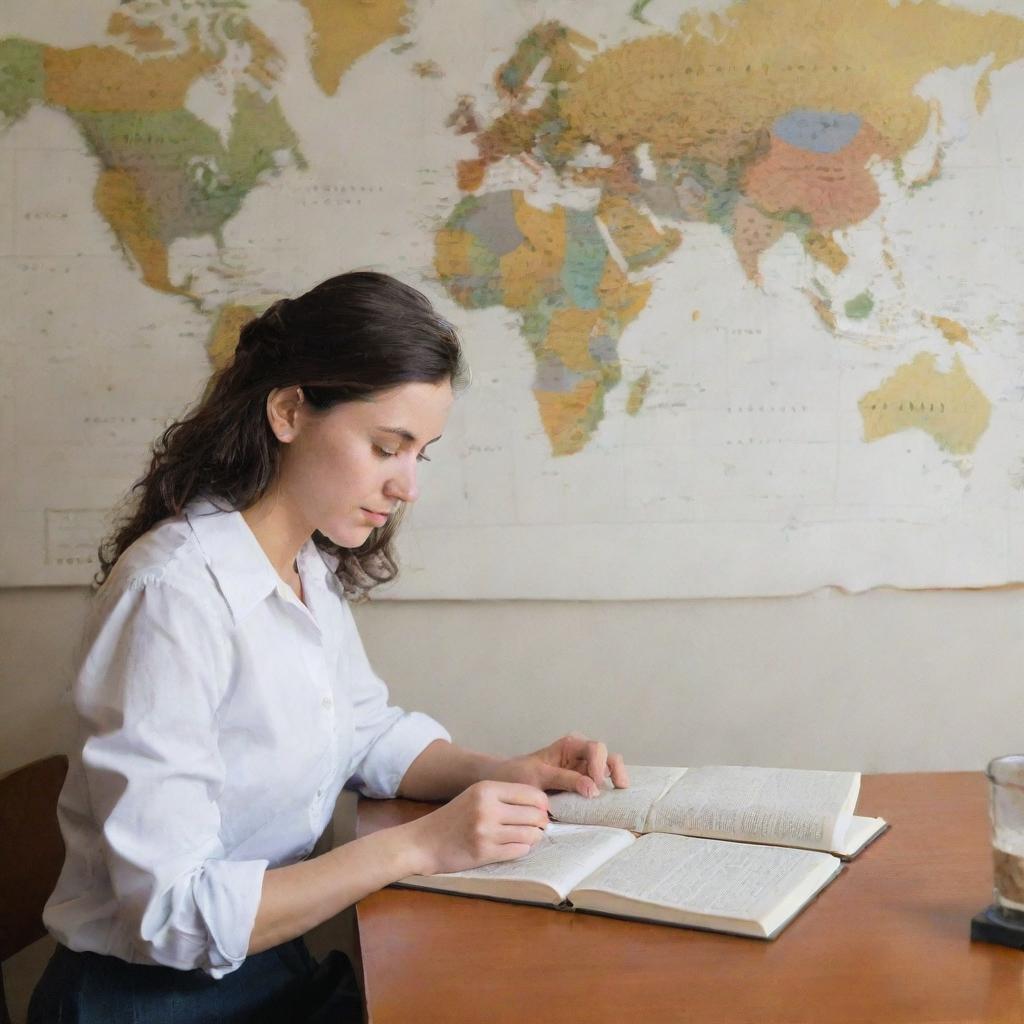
[0,755,68,965]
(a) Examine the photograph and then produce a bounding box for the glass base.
[971,905,1024,949]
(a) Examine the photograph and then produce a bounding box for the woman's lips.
[361,508,389,526]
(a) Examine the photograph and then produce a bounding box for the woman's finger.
[582,739,609,788]
[498,825,546,848]
[608,753,630,788]
[485,781,550,812]
[541,765,599,797]
[558,734,607,782]
[496,803,550,829]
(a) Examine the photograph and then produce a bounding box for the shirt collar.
[185,498,334,623]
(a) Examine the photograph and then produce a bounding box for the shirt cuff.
[192,857,268,978]
[355,712,451,799]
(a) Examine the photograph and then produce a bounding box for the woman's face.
[273,379,454,547]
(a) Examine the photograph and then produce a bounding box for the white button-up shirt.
[43,499,450,977]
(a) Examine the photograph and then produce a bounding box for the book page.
[570,833,839,937]
[835,816,888,859]
[396,823,635,905]
[548,765,686,832]
[645,766,859,852]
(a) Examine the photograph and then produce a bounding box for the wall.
[3,583,1017,778]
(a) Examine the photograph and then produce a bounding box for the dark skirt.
[27,938,361,1024]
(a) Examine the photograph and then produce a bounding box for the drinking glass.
[987,754,1024,919]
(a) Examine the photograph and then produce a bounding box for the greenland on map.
[3,0,1024,598]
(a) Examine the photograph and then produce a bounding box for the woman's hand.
[489,732,630,798]
[404,780,550,876]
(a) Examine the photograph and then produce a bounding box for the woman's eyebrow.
[377,426,443,446]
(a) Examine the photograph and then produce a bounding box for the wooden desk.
[356,773,1024,1023]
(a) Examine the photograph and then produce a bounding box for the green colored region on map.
[222,88,307,196]
[629,0,655,25]
[0,39,44,121]
[845,291,875,320]
[437,0,1024,455]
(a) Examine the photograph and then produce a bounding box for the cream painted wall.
[1,583,1017,777]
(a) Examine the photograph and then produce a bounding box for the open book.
[396,765,887,940]
[548,764,888,859]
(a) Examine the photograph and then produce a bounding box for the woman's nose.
[385,458,419,504]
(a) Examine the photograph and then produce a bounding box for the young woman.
[29,272,628,1023]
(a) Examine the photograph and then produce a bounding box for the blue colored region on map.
[772,109,862,153]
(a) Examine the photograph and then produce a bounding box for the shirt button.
[321,696,332,710]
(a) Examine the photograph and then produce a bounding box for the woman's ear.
[266,386,304,443]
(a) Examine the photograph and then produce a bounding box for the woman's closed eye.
[373,443,431,463]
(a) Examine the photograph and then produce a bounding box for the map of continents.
[2,0,1024,595]
[436,0,1024,457]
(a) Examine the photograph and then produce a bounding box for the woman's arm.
[394,739,500,800]
[398,735,630,801]
[252,735,630,952]
[248,819,419,953]
[249,778,550,953]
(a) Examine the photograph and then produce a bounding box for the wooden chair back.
[0,755,68,1024]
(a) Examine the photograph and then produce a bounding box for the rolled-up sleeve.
[78,579,266,977]
[340,603,450,799]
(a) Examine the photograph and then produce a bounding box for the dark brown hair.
[98,271,466,596]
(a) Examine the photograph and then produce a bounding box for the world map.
[3,0,1024,597]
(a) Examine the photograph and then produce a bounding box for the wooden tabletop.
[355,773,1024,1023]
